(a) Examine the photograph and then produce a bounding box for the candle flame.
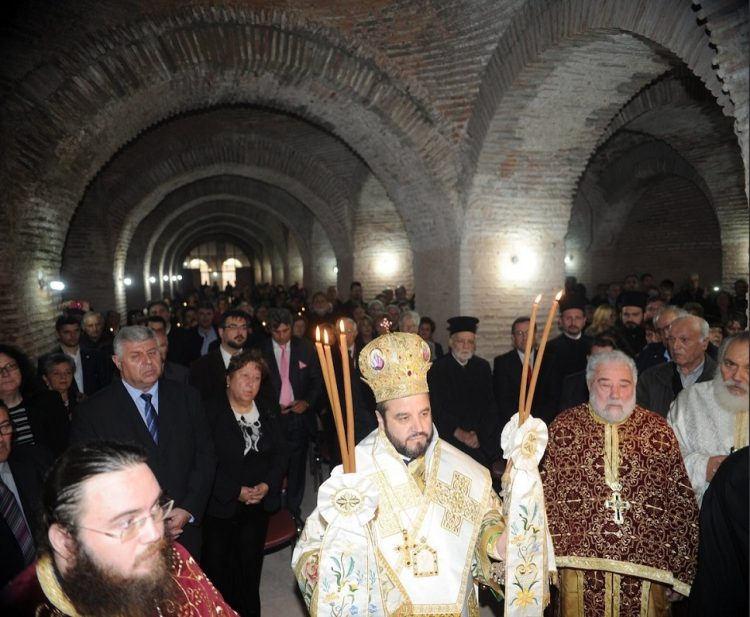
[554,290,563,301]
[534,293,542,304]
[323,329,330,345]
[339,320,345,333]
[315,325,321,342]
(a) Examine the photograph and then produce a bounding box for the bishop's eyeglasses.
[75,499,174,543]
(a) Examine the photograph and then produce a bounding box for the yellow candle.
[323,329,350,472]
[316,327,349,471]
[339,320,356,472]
[519,294,541,416]
[523,290,563,423]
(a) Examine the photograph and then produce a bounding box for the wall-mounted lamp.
[176,274,183,281]
[38,271,66,291]
[162,275,170,282]
[501,246,538,282]
[148,276,157,284]
[564,254,574,266]
[49,280,66,291]
[712,286,720,292]
[123,277,132,286]
[332,265,339,275]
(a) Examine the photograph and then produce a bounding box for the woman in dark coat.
[201,349,287,617]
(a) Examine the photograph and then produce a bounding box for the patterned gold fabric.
[541,405,699,616]
[359,332,432,402]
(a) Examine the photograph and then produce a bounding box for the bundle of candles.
[518,290,564,425]
[314,322,356,473]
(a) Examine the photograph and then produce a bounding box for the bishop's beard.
[712,374,749,415]
[56,537,180,617]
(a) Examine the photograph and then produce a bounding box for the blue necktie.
[140,393,159,444]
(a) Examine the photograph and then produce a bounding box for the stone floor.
[259,463,503,616]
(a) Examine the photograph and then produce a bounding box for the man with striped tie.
[0,403,47,588]
[70,326,216,558]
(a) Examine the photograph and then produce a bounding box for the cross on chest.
[395,529,420,568]
[433,471,480,535]
[604,490,631,525]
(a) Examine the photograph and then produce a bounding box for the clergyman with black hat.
[292,331,507,615]
[546,294,592,392]
[614,290,648,358]
[426,316,500,468]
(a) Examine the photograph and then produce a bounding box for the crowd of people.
[0,271,746,616]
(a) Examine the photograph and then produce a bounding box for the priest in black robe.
[427,316,500,468]
[546,294,591,402]
[613,291,648,358]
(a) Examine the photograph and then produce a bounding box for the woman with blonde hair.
[586,304,616,337]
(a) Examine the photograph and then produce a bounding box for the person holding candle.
[426,316,500,468]
[260,308,323,527]
[292,331,509,616]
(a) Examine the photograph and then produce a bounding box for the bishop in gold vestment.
[292,332,506,616]
[541,351,698,617]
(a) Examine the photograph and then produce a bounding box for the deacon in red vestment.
[1,442,238,617]
[541,351,698,617]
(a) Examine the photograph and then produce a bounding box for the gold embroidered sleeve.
[473,491,506,595]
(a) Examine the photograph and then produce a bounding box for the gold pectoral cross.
[604,484,631,525]
[395,529,439,577]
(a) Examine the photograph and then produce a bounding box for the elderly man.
[427,316,500,467]
[542,351,699,615]
[70,326,216,557]
[79,310,113,354]
[636,306,686,373]
[637,315,717,416]
[667,332,749,505]
[1,442,236,616]
[398,310,420,334]
[292,332,506,615]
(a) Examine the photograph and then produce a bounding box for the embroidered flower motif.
[513,588,537,607]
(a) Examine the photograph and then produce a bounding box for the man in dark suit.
[0,404,48,588]
[70,326,216,557]
[637,315,717,416]
[493,316,556,428]
[148,300,201,367]
[261,308,323,523]
[38,314,111,396]
[189,310,252,400]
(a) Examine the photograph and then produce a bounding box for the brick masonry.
[0,1,746,359]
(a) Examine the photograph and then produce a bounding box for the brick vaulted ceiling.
[0,0,746,356]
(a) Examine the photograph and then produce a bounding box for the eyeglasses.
[76,499,174,543]
[0,362,19,377]
[0,422,13,436]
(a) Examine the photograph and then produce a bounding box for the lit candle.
[316,327,349,470]
[338,320,356,472]
[523,290,563,424]
[519,294,541,416]
[323,329,351,472]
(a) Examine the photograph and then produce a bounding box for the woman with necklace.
[202,349,287,617]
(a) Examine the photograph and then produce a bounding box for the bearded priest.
[292,331,507,616]
[541,350,698,616]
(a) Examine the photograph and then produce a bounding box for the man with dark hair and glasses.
[1,441,238,616]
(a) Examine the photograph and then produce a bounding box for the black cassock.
[546,333,591,401]
[689,446,748,617]
[427,353,500,468]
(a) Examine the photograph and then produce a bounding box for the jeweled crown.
[358,332,432,403]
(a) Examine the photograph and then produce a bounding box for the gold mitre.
[359,332,432,403]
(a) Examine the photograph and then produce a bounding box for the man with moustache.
[613,291,647,358]
[668,332,749,505]
[1,442,237,616]
[427,316,500,467]
[542,351,699,615]
[292,332,508,616]
[70,326,215,558]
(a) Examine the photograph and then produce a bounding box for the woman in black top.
[0,344,69,458]
[202,349,287,617]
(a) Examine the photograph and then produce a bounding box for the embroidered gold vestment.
[292,427,505,616]
[540,405,698,617]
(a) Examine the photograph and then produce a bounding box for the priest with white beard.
[668,331,749,505]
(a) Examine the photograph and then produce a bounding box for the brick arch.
[462,29,677,358]
[152,207,289,290]
[140,231,265,306]
[129,193,311,304]
[464,0,739,186]
[584,73,748,284]
[165,221,281,290]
